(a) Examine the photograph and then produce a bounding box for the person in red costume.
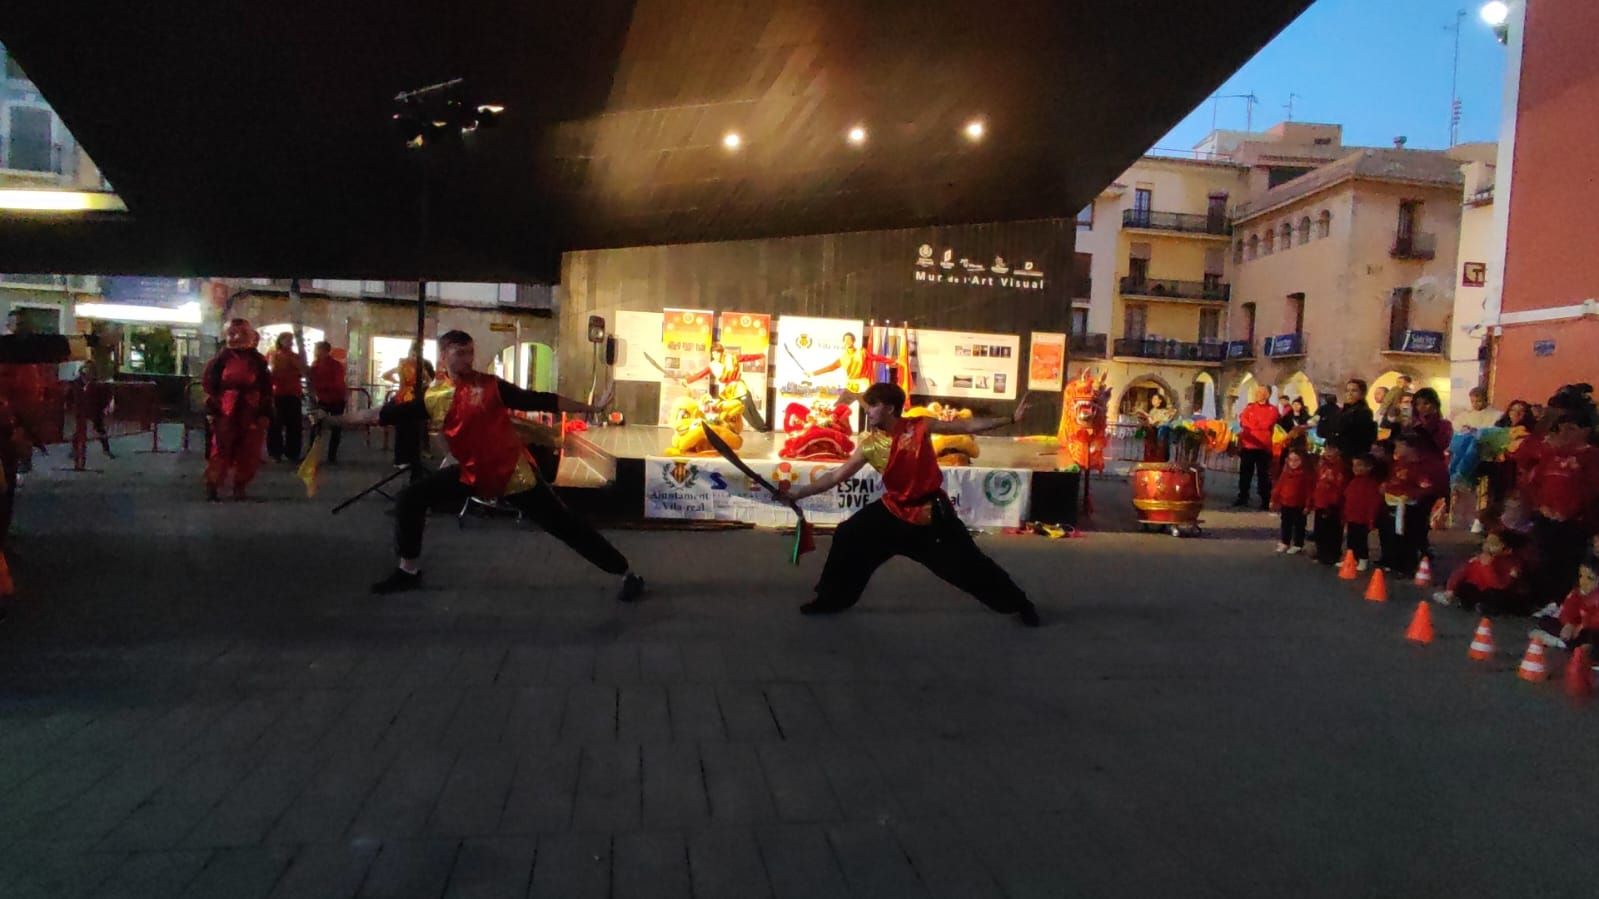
[202,319,273,501]
[1308,444,1348,564]
[1342,453,1383,571]
[1519,400,1599,604]
[778,382,1040,626]
[805,333,898,394]
[307,341,349,464]
[778,401,854,460]
[266,332,306,462]
[1234,385,1278,510]
[324,330,644,600]
[682,342,768,429]
[1378,433,1447,577]
[1269,447,1314,554]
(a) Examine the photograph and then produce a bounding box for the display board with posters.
[643,455,1031,528]
[655,309,715,425]
[772,315,865,415]
[1027,331,1066,392]
[911,328,1021,400]
[612,310,666,383]
[715,311,772,421]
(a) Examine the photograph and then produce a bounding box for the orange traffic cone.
[1518,639,1550,682]
[1338,550,1358,580]
[1565,646,1595,699]
[1404,601,1434,645]
[1467,617,1496,661]
[1414,557,1433,587]
[1364,569,1388,603]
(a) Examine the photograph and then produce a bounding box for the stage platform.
[557,426,1080,526]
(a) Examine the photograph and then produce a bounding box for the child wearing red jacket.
[1270,447,1314,554]
[1532,558,1599,651]
[1343,454,1383,572]
[1309,445,1348,564]
[1432,530,1524,614]
[1522,414,1599,606]
[1378,435,1445,578]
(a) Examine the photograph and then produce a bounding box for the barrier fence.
[1104,422,1240,475]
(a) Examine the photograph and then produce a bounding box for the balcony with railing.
[1390,232,1437,260]
[1263,333,1307,358]
[1112,337,1228,364]
[1224,339,1255,361]
[1067,274,1093,299]
[1122,208,1231,237]
[1118,276,1230,303]
[1068,332,1107,357]
[1385,329,1445,355]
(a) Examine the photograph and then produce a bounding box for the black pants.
[1279,508,1307,547]
[1313,509,1343,563]
[1236,449,1271,505]
[309,399,345,463]
[811,499,1029,614]
[394,419,425,468]
[1531,516,1589,606]
[1457,583,1535,617]
[1377,503,1430,577]
[268,395,303,461]
[395,464,628,574]
[1345,523,1371,562]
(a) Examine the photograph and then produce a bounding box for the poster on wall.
[1027,332,1066,392]
[912,328,1021,400]
[772,315,865,418]
[714,311,772,421]
[612,310,666,383]
[656,308,715,424]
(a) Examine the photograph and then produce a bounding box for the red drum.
[1131,462,1205,526]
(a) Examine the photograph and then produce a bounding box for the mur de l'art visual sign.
[913,244,1046,291]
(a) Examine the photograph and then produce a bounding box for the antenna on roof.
[1209,92,1260,134]
[1284,93,1301,122]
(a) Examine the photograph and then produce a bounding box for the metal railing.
[1119,276,1230,302]
[1103,422,1240,474]
[1112,337,1228,362]
[1390,232,1437,260]
[1122,208,1231,236]
[1069,333,1107,357]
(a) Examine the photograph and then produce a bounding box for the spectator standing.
[267,332,305,462]
[308,341,349,465]
[1234,386,1278,510]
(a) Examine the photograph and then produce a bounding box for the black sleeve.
[378,399,427,426]
[497,378,561,413]
[0,334,80,364]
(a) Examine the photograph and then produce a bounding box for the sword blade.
[700,426,801,517]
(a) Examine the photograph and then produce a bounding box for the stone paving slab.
[2,434,1599,896]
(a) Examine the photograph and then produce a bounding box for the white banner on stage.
[912,328,1021,400]
[611,310,665,382]
[773,315,864,415]
[642,456,1031,528]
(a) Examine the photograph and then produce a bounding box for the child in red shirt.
[1378,435,1444,578]
[1343,454,1382,571]
[1309,445,1348,564]
[1271,448,1314,554]
[1532,558,1599,651]
[1432,530,1524,614]
[1523,415,1599,606]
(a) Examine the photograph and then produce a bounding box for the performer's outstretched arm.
[783,448,869,502]
[500,379,612,414]
[928,393,1032,435]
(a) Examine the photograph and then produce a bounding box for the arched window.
[1298,216,1312,244]
[1233,240,1244,264]
[1317,210,1332,238]
[1263,228,1275,255]
[1280,222,1293,250]
[1247,234,1259,259]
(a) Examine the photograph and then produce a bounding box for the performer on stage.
[323,329,645,600]
[202,319,273,501]
[682,342,767,428]
[779,382,1040,626]
[805,332,897,394]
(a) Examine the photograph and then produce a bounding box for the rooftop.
[1233,148,1469,222]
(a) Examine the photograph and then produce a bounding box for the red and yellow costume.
[420,370,540,498]
[813,345,897,394]
[685,350,763,395]
[779,401,854,461]
[203,320,272,498]
[666,394,745,457]
[1058,369,1109,471]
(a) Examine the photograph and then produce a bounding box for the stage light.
[723,131,742,150]
[847,125,867,145]
[1479,1,1509,26]
[963,119,985,141]
[0,189,127,212]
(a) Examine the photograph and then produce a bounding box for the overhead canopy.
[0,0,1312,281]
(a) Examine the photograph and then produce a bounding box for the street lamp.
[1480,1,1510,43]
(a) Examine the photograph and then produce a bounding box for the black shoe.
[617,573,645,603]
[1016,601,1041,628]
[371,569,421,594]
[205,485,220,502]
[800,599,848,616]
[1231,499,1247,508]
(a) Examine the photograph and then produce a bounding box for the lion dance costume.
[904,403,980,466]
[202,319,273,500]
[1058,369,1110,471]
[666,394,746,457]
[779,401,854,461]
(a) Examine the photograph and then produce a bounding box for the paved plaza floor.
[2,427,1598,897]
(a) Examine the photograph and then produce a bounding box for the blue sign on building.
[102,277,197,308]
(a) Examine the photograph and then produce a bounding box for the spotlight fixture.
[847,125,867,145]
[1479,1,1509,26]
[963,119,985,141]
[390,79,505,149]
[723,131,742,150]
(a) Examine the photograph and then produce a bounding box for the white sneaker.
[1432,591,1455,606]
[1356,559,1370,572]
[1286,546,1303,555]
[1275,543,1288,553]
[1530,629,1566,649]
[1470,519,1484,535]
[1534,603,1561,619]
